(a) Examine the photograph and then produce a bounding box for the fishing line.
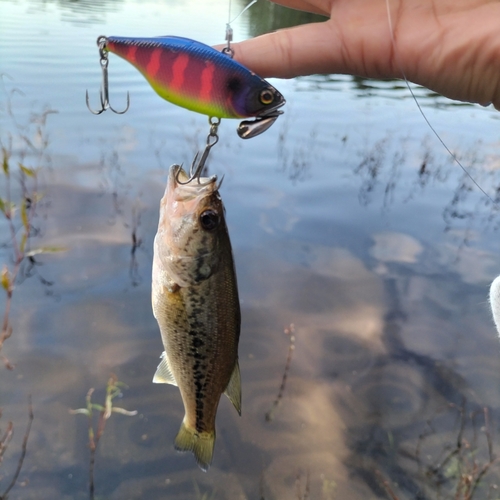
[229,0,258,24]
[224,0,259,56]
[224,0,258,58]
[384,0,496,205]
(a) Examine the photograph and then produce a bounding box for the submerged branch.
[265,324,295,422]
[0,421,13,463]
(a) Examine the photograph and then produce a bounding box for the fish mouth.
[168,165,218,201]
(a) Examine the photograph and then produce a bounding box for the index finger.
[216,21,341,79]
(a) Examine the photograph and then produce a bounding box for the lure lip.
[237,98,286,139]
[237,112,281,139]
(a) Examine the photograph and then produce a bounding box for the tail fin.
[174,421,215,472]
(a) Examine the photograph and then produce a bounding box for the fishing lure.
[86,35,285,139]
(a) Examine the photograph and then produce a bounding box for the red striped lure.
[86,35,285,139]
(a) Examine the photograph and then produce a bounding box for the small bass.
[152,165,241,471]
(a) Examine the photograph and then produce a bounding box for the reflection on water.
[49,0,124,24]
[240,0,326,38]
[1,0,500,499]
[350,132,500,245]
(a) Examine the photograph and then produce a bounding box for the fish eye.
[200,210,219,231]
[259,88,274,105]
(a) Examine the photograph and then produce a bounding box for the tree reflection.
[237,0,326,38]
[50,0,124,19]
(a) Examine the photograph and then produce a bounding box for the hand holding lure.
[86,33,285,139]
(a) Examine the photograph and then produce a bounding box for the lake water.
[2,1,500,499]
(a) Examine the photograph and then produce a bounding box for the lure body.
[105,36,284,119]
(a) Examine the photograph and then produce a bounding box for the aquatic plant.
[265,323,295,422]
[418,403,500,500]
[0,412,13,466]
[259,469,337,500]
[0,147,39,369]
[0,82,60,368]
[70,374,137,500]
[98,146,145,287]
[375,400,500,500]
[295,469,311,500]
[193,480,218,500]
[0,397,33,500]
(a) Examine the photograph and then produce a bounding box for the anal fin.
[152,351,177,385]
[224,360,241,415]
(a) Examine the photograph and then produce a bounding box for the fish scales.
[105,36,284,119]
[159,253,238,431]
[152,165,241,471]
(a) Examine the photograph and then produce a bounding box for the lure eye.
[200,210,219,231]
[259,88,274,105]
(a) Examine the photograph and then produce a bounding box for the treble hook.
[86,35,130,115]
[177,117,221,185]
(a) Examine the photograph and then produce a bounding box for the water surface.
[1,1,500,499]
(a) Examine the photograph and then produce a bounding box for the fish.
[105,35,285,119]
[151,164,241,471]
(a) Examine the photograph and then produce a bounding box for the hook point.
[86,89,104,115]
[109,91,130,115]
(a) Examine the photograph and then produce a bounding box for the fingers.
[224,21,342,79]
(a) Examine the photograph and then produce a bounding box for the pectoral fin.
[224,360,241,415]
[152,351,177,385]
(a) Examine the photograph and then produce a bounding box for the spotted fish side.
[152,166,241,471]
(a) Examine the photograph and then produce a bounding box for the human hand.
[226,0,500,109]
